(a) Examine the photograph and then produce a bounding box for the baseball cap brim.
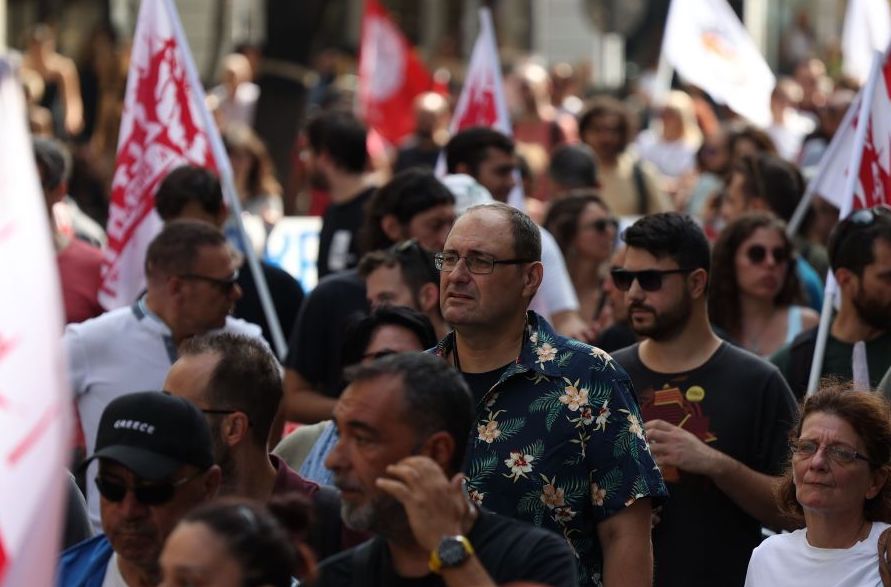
[82,445,184,482]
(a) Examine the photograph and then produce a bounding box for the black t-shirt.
[234,260,304,349]
[284,270,368,398]
[460,364,512,406]
[316,187,375,279]
[593,322,638,353]
[315,510,577,587]
[611,342,797,587]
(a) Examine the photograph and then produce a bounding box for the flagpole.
[805,50,882,396]
[161,0,288,359]
[653,0,676,104]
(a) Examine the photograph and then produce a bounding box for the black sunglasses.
[744,245,789,265]
[95,470,202,506]
[610,268,695,292]
[391,239,438,283]
[583,218,619,233]
[178,271,240,292]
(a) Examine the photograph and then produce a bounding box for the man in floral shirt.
[433,203,668,586]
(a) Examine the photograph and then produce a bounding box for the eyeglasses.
[610,268,695,292]
[434,252,535,275]
[581,218,619,233]
[745,245,789,265]
[95,470,203,506]
[829,205,891,262]
[178,271,240,293]
[391,239,438,283]
[790,439,872,466]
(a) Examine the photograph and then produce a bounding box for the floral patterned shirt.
[433,311,668,586]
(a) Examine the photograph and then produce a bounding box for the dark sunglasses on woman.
[745,245,789,265]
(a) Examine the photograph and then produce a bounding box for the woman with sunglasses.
[745,384,891,586]
[543,193,618,329]
[160,496,314,587]
[709,212,818,357]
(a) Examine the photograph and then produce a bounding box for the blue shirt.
[57,534,113,587]
[433,311,668,586]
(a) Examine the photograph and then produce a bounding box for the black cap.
[83,391,214,481]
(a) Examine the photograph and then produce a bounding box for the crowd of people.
[17,19,891,587]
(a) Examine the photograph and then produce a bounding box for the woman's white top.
[745,522,890,587]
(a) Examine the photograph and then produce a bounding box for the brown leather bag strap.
[878,526,891,586]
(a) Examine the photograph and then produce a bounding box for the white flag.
[0,57,71,587]
[446,8,523,209]
[99,0,222,309]
[842,0,891,84]
[808,49,891,215]
[662,0,775,127]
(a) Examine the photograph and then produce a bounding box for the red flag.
[808,48,891,216]
[358,0,433,145]
[99,0,220,309]
[0,58,70,587]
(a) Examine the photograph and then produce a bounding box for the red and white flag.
[809,48,891,216]
[0,58,71,587]
[358,0,434,145]
[445,8,523,209]
[99,0,220,309]
[662,0,775,127]
[449,8,512,137]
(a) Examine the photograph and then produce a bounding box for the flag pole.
[162,0,288,359]
[805,50,883,396]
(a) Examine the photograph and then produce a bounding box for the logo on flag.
[100,0,218,309]
[662,0,775,126]
[358,0,433,145]
[807,49,891,214]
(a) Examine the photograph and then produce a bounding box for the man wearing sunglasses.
[432,202,667,586]
[64,221,265,528]
[772,206,891,397]
[610,213,798,587]
[59,392,221,587]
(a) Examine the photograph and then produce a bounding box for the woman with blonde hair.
[636,89,703,180]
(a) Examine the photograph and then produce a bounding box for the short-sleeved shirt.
[433,311,668,586]
[612,342,798,587]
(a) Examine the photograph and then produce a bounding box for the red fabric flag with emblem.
[99,0,219,309]
[0,57,71,587]
[808,47,891,216]
[358,0,434,145]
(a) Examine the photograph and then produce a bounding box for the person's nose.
[625,277,645,304]
[445,257,472,284]
[809,445,831,470]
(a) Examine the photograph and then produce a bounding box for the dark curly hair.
[777,382,891,525]
[708,212,804,338]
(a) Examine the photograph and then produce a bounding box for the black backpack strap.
[788,328,820,400]
[632,160,650,215]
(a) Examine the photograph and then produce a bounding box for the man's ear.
[421,431,456,472]
[380,214,403,243]
[221,412,250,448]
[418,282,440,314]
[203,465,223,499]
[688,268,709,299]
[522,262,544,299]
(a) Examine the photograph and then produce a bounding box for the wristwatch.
[429,535,475,573]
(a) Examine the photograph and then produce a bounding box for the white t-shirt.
[745,522,890,587]
[529,227,579,319]
[102,554,129,587]
[65,302,264,528]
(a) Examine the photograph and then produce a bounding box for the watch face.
[438,537,469,567]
